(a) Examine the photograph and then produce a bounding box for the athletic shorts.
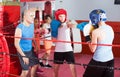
[54,51,75,64]
[83,59,114,77]
[18,50,39,70]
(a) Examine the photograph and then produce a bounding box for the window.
[115,0,120,4]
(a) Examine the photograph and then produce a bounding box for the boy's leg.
[30,64,39,77]
[69,64,77,77]
[20,70,29,77]
[53,64,60,77]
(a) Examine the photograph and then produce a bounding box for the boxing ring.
[0,0,120,77]
[1,35,120,77]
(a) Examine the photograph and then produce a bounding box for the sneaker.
[39,62,44,67]
[44,64,52,68]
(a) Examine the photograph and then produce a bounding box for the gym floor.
[37,52,120,77]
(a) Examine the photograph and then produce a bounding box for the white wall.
[55,0,120,21]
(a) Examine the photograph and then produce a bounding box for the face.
[45,17,52,24]
[58,14,66,23]
[24,9,36,24]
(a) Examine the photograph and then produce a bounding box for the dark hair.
[44,15,52,20]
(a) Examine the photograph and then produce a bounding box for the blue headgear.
[89,9,107,27]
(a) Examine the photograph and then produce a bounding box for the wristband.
[85,35,91,42]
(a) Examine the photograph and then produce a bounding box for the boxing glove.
[50,19,61,38]
[83,23,94,42]
[67,20,78,28]
[77,22,88,31]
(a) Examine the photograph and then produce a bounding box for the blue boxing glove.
[77,21,94,42]
[77,22,88,31]
[50,19,61,38]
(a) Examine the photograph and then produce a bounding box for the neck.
[23,20,31,26]
[98,21,106,27]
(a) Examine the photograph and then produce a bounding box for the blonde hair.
[23,8,37,16]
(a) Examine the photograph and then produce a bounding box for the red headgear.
[55,9,67,22]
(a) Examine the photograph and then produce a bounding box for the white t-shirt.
[55,22,73,52]
[93,25,114,62]
[43,23,51,40]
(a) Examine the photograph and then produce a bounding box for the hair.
[23,8,37,17]
[44,15,52,20]
[22,8,37,22]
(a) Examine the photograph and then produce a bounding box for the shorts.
[83,59,114,77]
[54,51,75,64]
[18,50,39,70]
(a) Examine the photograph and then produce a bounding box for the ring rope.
[0,27,120,76]
[1,34,120,47]
[0,51,120,71]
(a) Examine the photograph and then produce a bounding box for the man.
[51,9,77,77]
[83,9,114,77]
[14,8,39,77]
